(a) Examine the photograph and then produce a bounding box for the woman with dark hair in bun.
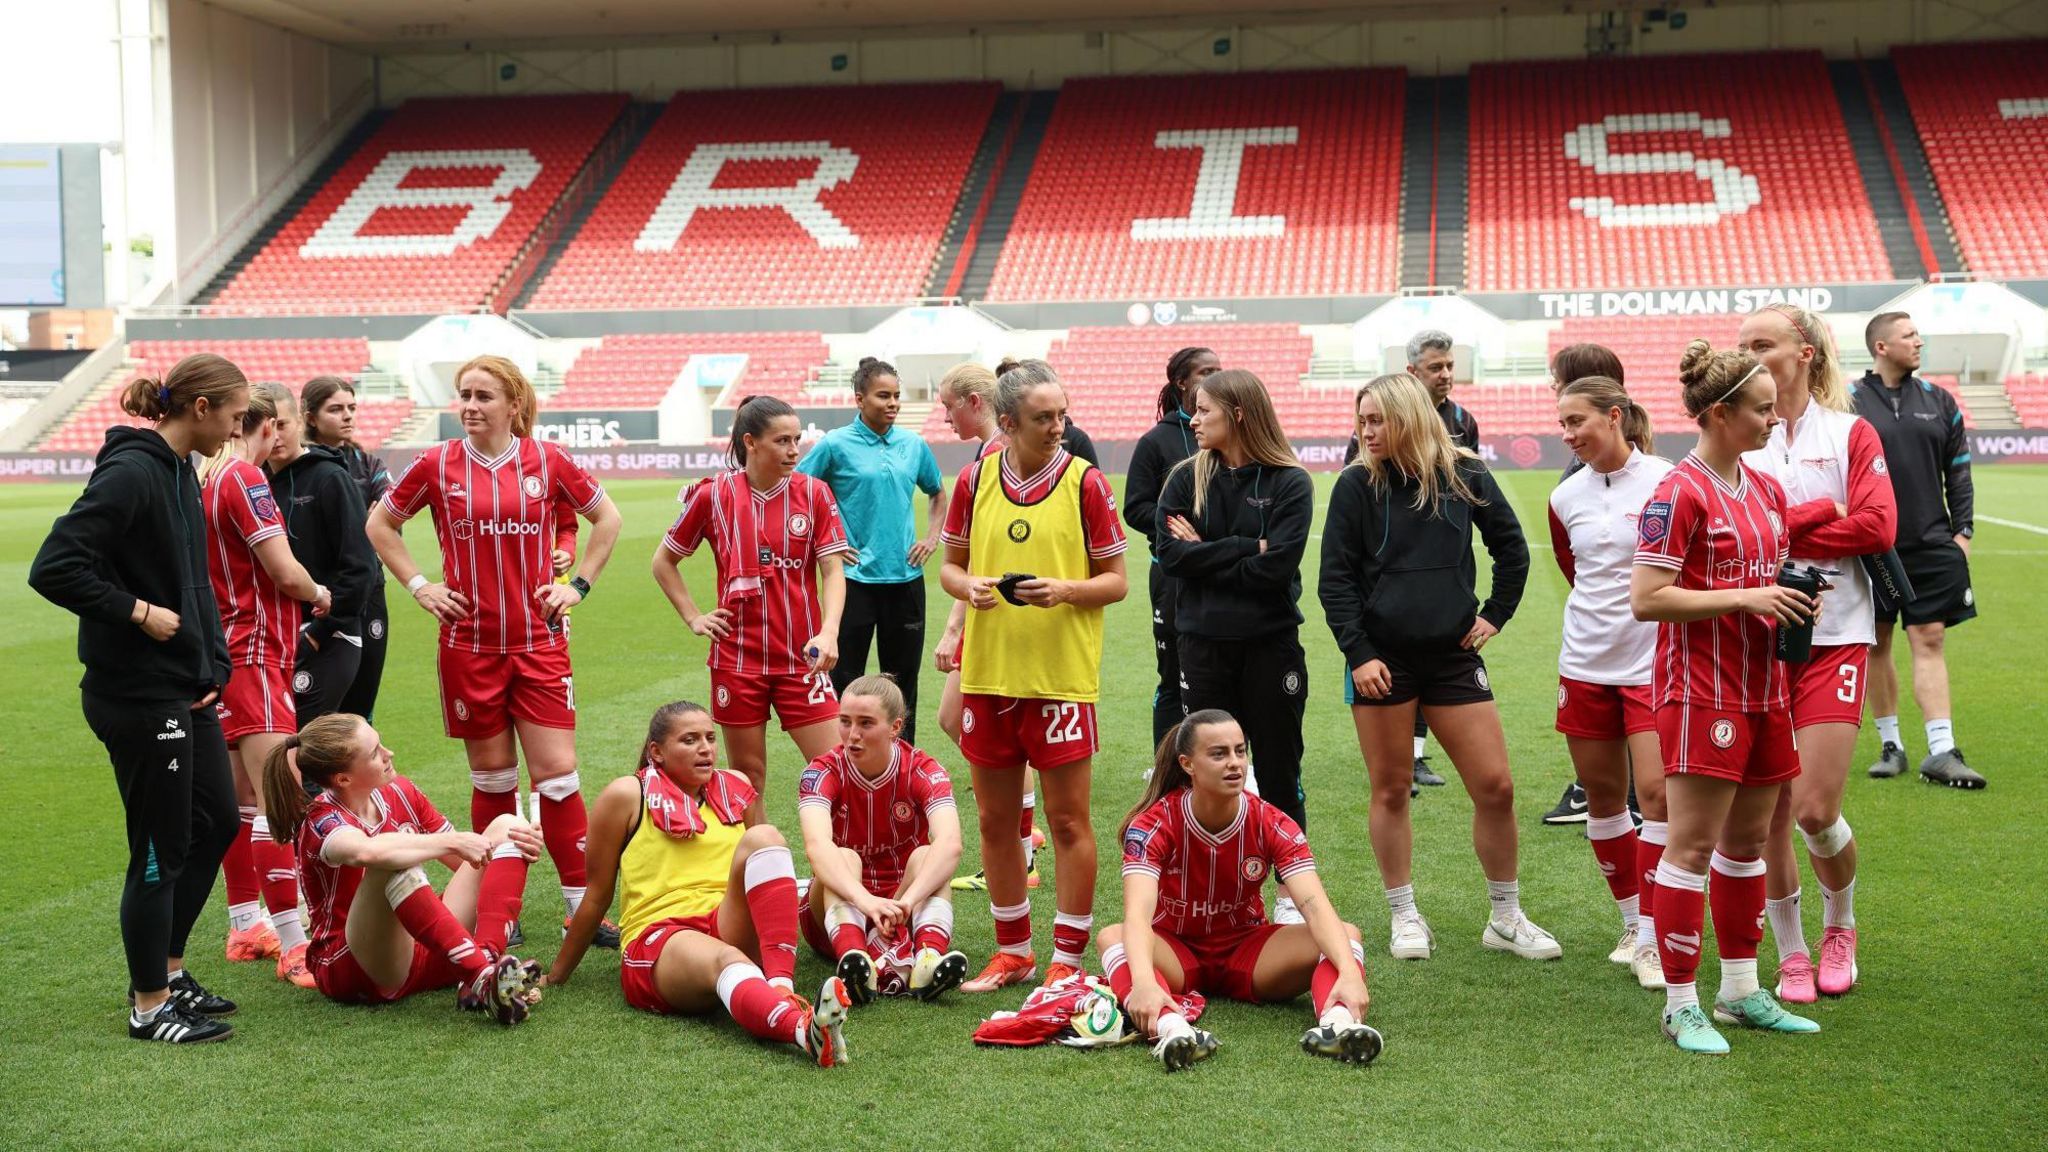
[797,357,946,743]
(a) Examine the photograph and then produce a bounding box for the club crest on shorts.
[522,475,544,500]
[369,618,385,640]
[1710,719,1736,748]
[1963,587,1974,607]
[453,699,470,722]
[1475,667,1490,691]
[1282,670,1302,695]
[1242,857,1267,882]
[893,800,914,823]
[716,685,731,708]
[961,706,976,734]
[788,513,810,537]
[1007,518,1031,543]
[1558,684,1569,708]
[293,670,313,694]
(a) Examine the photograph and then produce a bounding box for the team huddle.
[28,305,1980,1065]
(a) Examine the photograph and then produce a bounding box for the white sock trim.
[990,899,1030,921]
[715,960,765,1009]
[382,866,430,907]
[534,772,582,802]
[1638,819,1669,847]
[1101,942,1127,977]
[912,896,953,935]
[470,767,519,793]
[1709,851,1767,879]
[1655,860,1708,892]
[825,900,867,935]
[742,844,795,888]
[489,841,525,861]
[1586,811,1636,841]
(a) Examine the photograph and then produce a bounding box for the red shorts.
[711,667,839,731]
[619,914,723,1015]
[1554,678,1657,740]
[798,890,914,968]
[312,942,466,1005]
[958,694,1099,770]
[1158,923,1286,1003]
[217,664,295,743]
[1654,701,1801,787]
[437,643,576,740]
[1788,644,1869,728]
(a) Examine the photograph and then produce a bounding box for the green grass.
[2,467,2044,1150]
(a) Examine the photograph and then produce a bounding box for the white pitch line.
[1977,514,2048,539]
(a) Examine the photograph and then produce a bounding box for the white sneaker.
[1632,942,1666,990]
[1608,928,1635,966]
[1271,896,1305,925]
[1388,911,1435,960]
[1482,912,1562,960]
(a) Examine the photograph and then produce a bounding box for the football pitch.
[1,466,2042,1150]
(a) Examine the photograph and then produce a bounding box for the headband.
[1712,362,1767,408]
[1768,303,1814,347]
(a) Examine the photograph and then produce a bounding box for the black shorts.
[1344,647,1495,708]
[1880,542,1976,628]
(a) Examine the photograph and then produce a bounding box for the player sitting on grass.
[260,713,545,1023]
[1101,710,1381,1073]
[798,675,970,1004]
[549,700,851,1066]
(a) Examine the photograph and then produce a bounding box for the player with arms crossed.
[798,675,969,1004]
[549,701,851,1066]
[1630,340,1823,1054]
[202,381,332,989]
[655,395,850,822]
[367,356,624,944]
[1104,710,1380,1073]
[940,360,1129,991]
[262,713,545,1022]
[1739,304,1896,1001]
[1548,375,1673,988]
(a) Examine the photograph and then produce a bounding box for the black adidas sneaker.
[130,969,237,1017]
[129,1001,233,1044]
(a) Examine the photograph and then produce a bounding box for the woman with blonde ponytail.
[1735,304,1897,1004]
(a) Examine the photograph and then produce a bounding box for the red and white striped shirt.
[204,458,295,669]
[381,438,605,654]
[662,473,851,675]
[1633,453,1792,711]
[1122,789,1316,938]
[296,775,454,973]
[797,739,955,895]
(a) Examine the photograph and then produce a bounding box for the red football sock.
[719,966,804,1044]
[1654,862,1708,989]
[1709,853,1767,963]
[390,877,489,980]
[1589,827,1641,903]
[470,781,519,833]
[1636,837,1664,923]
[743,846,801,984]
[991,899,1033,956]
[252,835,300,918]
[537,789,590,888]
[1311,955,1341,1016]
[1051,912,1092,967]
[1017,794,1036,841]
[223,807,259,908]
[473,845,531,957]
[831,920,869,958]
[1104,942,1172,1004]
[912,923,951,954]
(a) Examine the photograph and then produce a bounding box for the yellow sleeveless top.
[959,454,1105,702]
[616,776,743,944]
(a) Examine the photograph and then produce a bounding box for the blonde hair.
[939,363,998,409]
[122,353,248,423]
[842,674,907,722]
[454,354,538,438]
[1351,373,1481,512]
[1758,303,1849,413]
[1558,375,1654,456]
[199,380,295,485]
[1168,369,1301,518]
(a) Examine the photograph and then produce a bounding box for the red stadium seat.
[528,85,997,309]
[985,71,1404,301]
[1466,54,1889,291]
[550,332,836,409]
[210,95,627,315]
[1894,41,2048,279]
[1545,315,1746,434]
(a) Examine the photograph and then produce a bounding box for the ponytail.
[1559,375,1655,456]
[261,735,313,845]
[121,353,248,423]
[727,394,796,470]
[262,713,368,843]
[1160,346,1216,420]
[1118,709,1234,840]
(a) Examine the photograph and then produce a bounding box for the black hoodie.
[269,444,379,646]
[1318,458,1528,667]
[29,427,231,700]
[1122,407,1197,555]
[1155,460,1313,639]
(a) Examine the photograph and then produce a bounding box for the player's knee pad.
[1800,816,1853,859]
[470,766,519,794]
[382,866,430,908]
[533,772,581,802]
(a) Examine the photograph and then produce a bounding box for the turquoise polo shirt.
[797,417,943,584]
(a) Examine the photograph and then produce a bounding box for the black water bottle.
[1775,564,1825,663]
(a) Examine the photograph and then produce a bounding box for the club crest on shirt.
[1639,501,1671,545]
[293,670,313,694]
[1007,518,1031,543]
[1767,509,1784,537]
[1710,719,1736,748]
[1242,857,1267,882]
[522,476,544,500]
[1872,456,1888,475]
[893,800,914,823]
[789,513,811,537]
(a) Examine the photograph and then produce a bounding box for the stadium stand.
[1546,314,1744,433]
[549,332,837,409]
[1893,41,2048,280]
[1466,54,1890,290]
[37,339,393,451]
[983,71,1405,301]
[527,84,998,309]
[207,95,628,314]
[2007,375,2048,426]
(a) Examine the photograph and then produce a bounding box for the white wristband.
[406,574,429,594]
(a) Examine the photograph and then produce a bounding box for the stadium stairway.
[1830,62,1931,280]
[511,103,664,311]
[1862,58,1967,275]
[955,91,1057,303]
[1962,382,2020,430]
[927,92,1027,299]
[191,110,393,306]
[1433,77,1470,290]
[31,357,137,450]
[1398,76,1469,289]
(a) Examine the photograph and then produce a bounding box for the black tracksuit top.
[1155,460,1314,639]
[268,444,380,646]
[1850,372,1974,550]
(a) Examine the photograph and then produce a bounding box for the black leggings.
[832,577,926,745]
[1176,632,1309,829]
[295,633,362,724]
[82,693,237,994]
[340,582,388,721]
[1148,564,1182,749]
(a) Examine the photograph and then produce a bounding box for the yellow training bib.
[959,455,1106,703]
[617,786,740,944]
